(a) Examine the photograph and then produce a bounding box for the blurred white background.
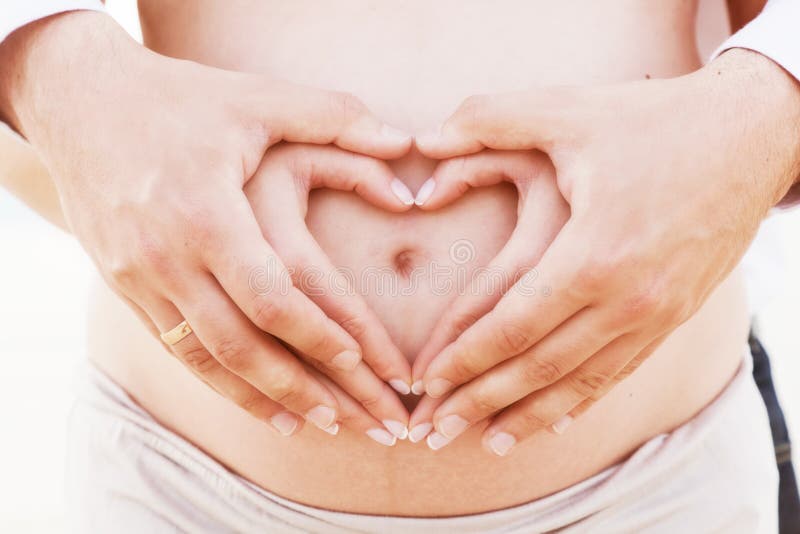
[0,2,798,532]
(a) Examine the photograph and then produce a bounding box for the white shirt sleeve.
[712,0,800,82]
[1,1,106,44]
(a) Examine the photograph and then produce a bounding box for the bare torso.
[86,0,749,516]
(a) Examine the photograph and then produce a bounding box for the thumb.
[415,89,578,159]
[258,80,412,159]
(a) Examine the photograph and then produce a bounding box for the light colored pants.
[66,351,778,533]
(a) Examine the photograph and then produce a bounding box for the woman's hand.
[245,143,417,443]
[0,12,413,436]
[410,49,800,454]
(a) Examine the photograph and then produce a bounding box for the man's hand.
[411,49,800,455]
[0,12,414,437]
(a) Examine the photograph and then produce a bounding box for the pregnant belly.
[87,0,751,516]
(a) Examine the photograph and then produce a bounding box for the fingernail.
[391,178,415,205]
[488,432,516,456]
[426,378,454,398]
[322,423,340,435]
[306,405,337,430]
[415,178,436,206]
[552,415,573,435]
[438,414,469,439]
[410,380,425,395]
[367,428,397,446]
[383,420,409,440]
[408,423,433,443]
[389,379,411,395]
[331,350,361,371]
[380,123,411,143]
[270,412,299,436]
[426,432,452,451]
[416,123,443,148]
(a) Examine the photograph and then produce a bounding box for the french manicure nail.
[367,428,397,446]
[408,422,433,443]
[488,432,516,456]
[331,350,361,371]
[426,378,454,398]
[306,405,337,430]
[552,415,574,435]
[438,414,469,439]
[391,178,415,205]
[389,379,411,395]
[322,423,340,435]
[415,178,436,206]
[383,420,409,440]
[426,432,452,451]
[380,123,411,143]
[270,412,299,436]
[411,380,425,395]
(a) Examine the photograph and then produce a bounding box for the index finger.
[421,223,586,398]
[415,89,580,159]
[198,194,366,372]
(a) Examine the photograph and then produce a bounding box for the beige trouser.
[66,350,778,533]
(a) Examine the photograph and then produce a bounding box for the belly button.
[392,248,424,278]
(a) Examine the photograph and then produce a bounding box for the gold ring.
[160,320,193,345]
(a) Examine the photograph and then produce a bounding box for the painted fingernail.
[322,423,340,435]
[389,379,411,395]
[331,350,361,371]
[367,428,397,446]
[426,378,454,398]
[380,123,411,143]
[411,380,425,395]
[488,432,516,456]
[306,405,337,430]
[552,415,574,435]
[426,432,452,451]
[383,420,409,440]
[408,422,433,443]
[270,412,299,436]
[391,179,415,205]
[415,178,436,206]
[438,414,469,439]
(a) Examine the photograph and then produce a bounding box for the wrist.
[701,49,800,206]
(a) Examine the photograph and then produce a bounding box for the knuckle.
[329,91,367,125]
[520,357,564,388]
[450,351,485,380]
[211,338,251,372]
[235,389,269,415]
[252,295,287,328]
[467,385,503,415]
[494,320,534,355]
[574,259,614,294]
[519,406,549,429]
[447,310,481,340]
[338,314,368,341]
[265,366,302,404]
[179,345,219,374]
[568,369,610,397]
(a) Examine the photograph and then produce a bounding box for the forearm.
[0,10,143,141]
[706,49,800,206]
